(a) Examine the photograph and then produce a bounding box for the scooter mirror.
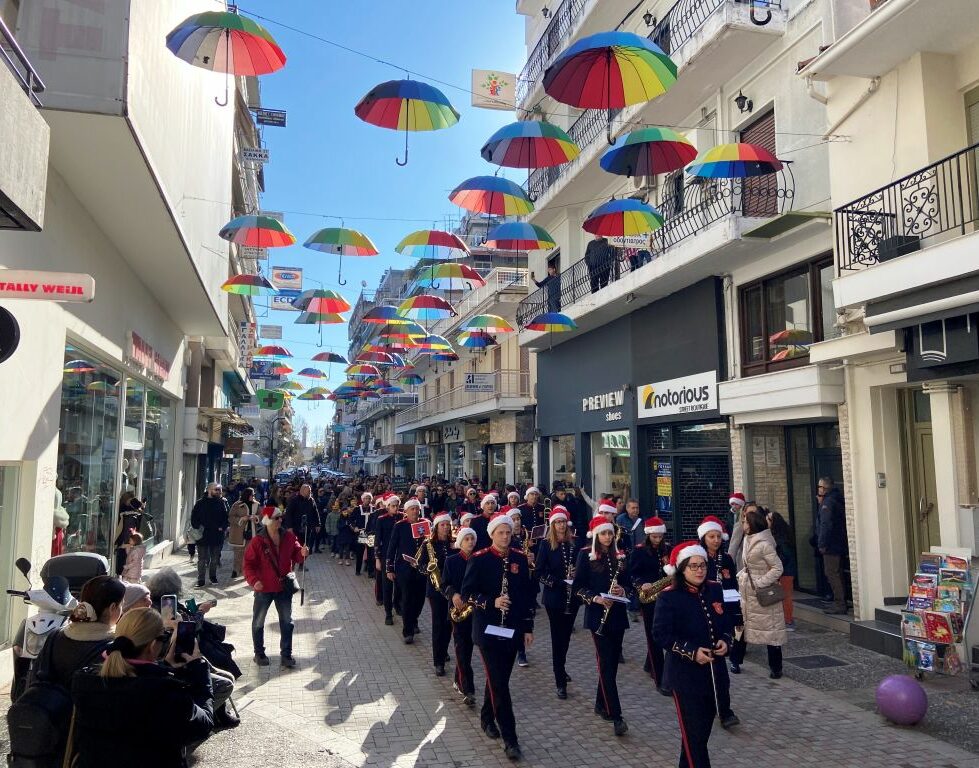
[15,558,31,578]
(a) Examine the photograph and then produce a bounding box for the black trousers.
[398,573,426,637]
[672,688,715,768]
[363,546,376,577]
[640,603,665,687]
[353,542,366,574]
[452,619,475,696]
[374,566,384,605]
[429,594,452,666]
[591,626,625,719]
[545,604,577,687]
[729,635,747,666]
[478,640,519,745]
[382,572,395,618]
[766,644,783,674]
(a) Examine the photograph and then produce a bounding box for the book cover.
[943,554,968,571]
[901,611,927,639]
[937,585,961,602]
[923,611,956,643]
[934,598,959,614]
[939,568,968,587]
[909,585,936,601]
[912,573,938,589]
[903,640,937,671]
[918,553,942,574]
[907,596,933,611]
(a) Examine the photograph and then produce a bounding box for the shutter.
[740,110,777,217]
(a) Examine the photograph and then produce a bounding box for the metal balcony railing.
[516,0,588,106]
[517,170,795,325]
[835,141,979,272]
[396,370,532,427]
[0,16,45,107]
[429,268,529,339]
[356,393,420,423]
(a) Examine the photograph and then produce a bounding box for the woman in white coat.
[738,506,786,678]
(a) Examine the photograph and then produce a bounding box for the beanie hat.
[480,494,498,510]
[587,516,615,560]
[697,515,728,541]
[432,512,452,529]
[664,540,709,576]
[404,499,421,512]
[121,583,150,612]
[598,500,617,516]
[460,511,476,526]
[524,486,540,498]
[486,512,514,537]
[547,505,569,524]
[644,516,667,535]
[728,492,746,508]
[454,527,476,549]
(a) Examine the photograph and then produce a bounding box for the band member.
[442,526,477,708]
[628,516,669,689]
[571,517,630,736]
[352,492,374,576]
[386,499,427,644]
[461,513,534,762]
[506,508,533,668]
[375,495,403,625]
[500,491,521,515]
[470,494,499,550]
[534,504,579,699]
[459,511,476,531]
[518,487,545,531]
[417,512,454,676]
[653,541,733,768]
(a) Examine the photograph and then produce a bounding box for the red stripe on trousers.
[673,691,695,768]
[591,633,611,717]
[477,648,497,718]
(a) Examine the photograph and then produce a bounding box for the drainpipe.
[821,77,881,140]
[805,75,828,105]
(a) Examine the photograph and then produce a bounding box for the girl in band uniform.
[417,512,454,676]
[534,504,579,699]
[442,526,477,708]
[627,516,669,690]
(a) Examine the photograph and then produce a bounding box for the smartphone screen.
[161,595,177,622]
[175,620,196,658]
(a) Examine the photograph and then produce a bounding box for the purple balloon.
[876,675,928,725]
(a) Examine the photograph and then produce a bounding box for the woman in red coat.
[244,506,308,668]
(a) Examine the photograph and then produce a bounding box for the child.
[325,503,341,558]
[121,530,145,582]
[336,506,356,565]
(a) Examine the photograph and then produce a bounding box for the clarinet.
[563,541,575,615]
[499,552,510,627]
[596,553,626,637]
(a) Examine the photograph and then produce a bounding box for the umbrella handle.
[396,126,409,166]
[750,2,772,25]
[337,252,347,286]
[214,33,230,107]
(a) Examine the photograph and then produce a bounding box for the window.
[739,255,835,375]
[740,110,777,218]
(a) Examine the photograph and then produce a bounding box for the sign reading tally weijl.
[0,270,95,302]
[637,370,717,419]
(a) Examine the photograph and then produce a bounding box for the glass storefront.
[447,443,465,481]
[487,444,507,489]
[551,435,576,485]
[590,430,631,499]
[515,442,534,484]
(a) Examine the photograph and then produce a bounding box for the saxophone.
[423,537,443,592]
[639,576,672,603]
[450,597,475,623]
[596,553,627,637]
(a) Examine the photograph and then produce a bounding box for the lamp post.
[269,414,287,477]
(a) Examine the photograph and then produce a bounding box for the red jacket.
[243,529,305,593]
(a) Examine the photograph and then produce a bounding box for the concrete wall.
[0,61,49,229]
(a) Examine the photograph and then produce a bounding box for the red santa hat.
[486,512,514,537]
[644,516,667,535]
[432,512,452,529]
[261,506,283,526]
[547,505,569,524]
[728,492,746,508]
[480,494,498,510]
[403,499,421,512]
[454,527,476,549]
[587,516,616,561]
[384,495,401,508]
[460,511,476,526]
[697,515,728,541]
[598,500,617,516]
[663,540,708,576]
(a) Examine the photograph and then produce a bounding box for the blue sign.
[250,360,277,379]
[271,289,301,311]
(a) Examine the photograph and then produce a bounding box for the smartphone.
[161,594,177,622]
[184,597,198,614]
[175,620,196,658]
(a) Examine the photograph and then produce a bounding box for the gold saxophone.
[450,597,475,623]
[639,576,672,603]
[424,537,443,592]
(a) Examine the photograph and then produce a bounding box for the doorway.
[900,389,939,573]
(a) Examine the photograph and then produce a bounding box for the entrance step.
[874,605,903,627]
[850,619,904,660]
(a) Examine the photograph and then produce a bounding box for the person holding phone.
[68,607,214,767]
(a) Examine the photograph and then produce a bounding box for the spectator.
[120,531,146,583]
[816,477,848,614]
[285,483,319,544]
[737,507,786,679]
[531,264,562,312]
[584,233,611,293]
[121,583,152,614]
[190,482,229,587]
[767,509,798,630]
[229,487,260,579]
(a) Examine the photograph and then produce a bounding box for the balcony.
[516,0,588,108]
[428,268,529,340]
[395,370,533,432]
[833,141,979,317]
[356,393,420,423]
[0,16,49,230]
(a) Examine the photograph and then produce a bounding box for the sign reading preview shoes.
[637,371,717,419]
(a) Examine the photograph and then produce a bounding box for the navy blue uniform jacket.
[417,538,453,599]
[441,550,471,602]
[461,547,534,647]
[386,518,423,578]
[535,539,578,613]
[570,548,631,633]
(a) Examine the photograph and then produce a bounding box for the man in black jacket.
[190,483,229,587]
[584,233,611,294]
[285,484,319,548]
[816,477,848,614]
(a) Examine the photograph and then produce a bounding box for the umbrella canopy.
[377,384,405,395]
[362,305,412,325]
[64,360,97,374]
[355,351,396,365]
[449,176,534,216]
[311,352,348,364]
[583,198,664,237]
[414,334,453,351]
[686,142,783,179]
[462,314,515,334]
[481,120,580,169]
[395,230,470,260]
[543,31,677,110]
[346,364,381,377]
[600,127,697,177]
[430,351,460,362]
[221,274,278,296]
[291,289,351,314]
[354,79,460,166]
[336,380,366,391]
[303,227,378,256]
[457,331,498,348]
[219,215,295,247]
[166,10,286,75]
[359,390,381,400]
[295,311,346,325]
[306,386,332,396]
[398,294,456,322]
[413,263,486,289]
[275,380,304,391]
[525,312,577,332]
[379,321,427,338]
[297,367,326,379]
[398,373,424,385]
[484,221,556,251]
[297,392,326,401]
[253,345,292,358]
[270,364,293,375]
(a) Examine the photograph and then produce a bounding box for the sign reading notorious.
[638,370,717,419]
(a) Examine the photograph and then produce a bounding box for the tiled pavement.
[174,549,978,768]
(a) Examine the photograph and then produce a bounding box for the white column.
[923,381,963,547]
[505,442,515,485]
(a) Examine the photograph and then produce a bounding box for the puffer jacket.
[737,529,786,647]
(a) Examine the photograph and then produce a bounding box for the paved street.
[173,550,977,768]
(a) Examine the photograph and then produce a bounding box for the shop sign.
[464,372,494,392]
[270,291,301,311]
[270,266,303,292]
[0,270,95,303]
[638,370,717,419]
[471,69,516,110]
[238,321,256,369]
[442,423,463,442]
[259,325,282,339]
[126,331,172,382]
[582,389,624,412]
[241,147,269,163]
[254,108,287,127]
[240,246,267,261]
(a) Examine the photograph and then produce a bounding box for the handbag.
[744,541,785,607]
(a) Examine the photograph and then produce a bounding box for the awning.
[199,407,255,434]
[866,275,979,333]
[363,453,393,466]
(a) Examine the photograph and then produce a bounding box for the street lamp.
[268,414,287,477]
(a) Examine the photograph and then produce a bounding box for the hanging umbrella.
[413,263,486,293]
[297,392,326,401]
[219,215,295,247]
[295,311,345,326]
[276,380,304,392]
[583,198,664,237]
[311,352,348,364]
[600,127,697,177]
[525,312,577,332]
[543,31,677,144]
[481,120,580,168]
[398,373,424,386]
[462,314,515,334]
[356,351,397,365]
[306,386,332,396]
[359,390,381,400]
[457,331,498,349]
[346,364,381,377]
[221,274,278,296]
[291,288,352,313]
[254,345,292,358]
[86,381,115,393]
[377,383,405,394]
[166,8,286,106]
[362,305,413,324]
[449,176,534,216]
[686,143,783,178]
[414,334,453,351]
[297,367,327,379]
[396,363,417,374]
[64,360,97,374]
[398,294,456,323]
[354,79,460,166]
[484,221,556,251]
[303,228,378,286]
[395,230,471,261]
[270,364,294,376]
[430,351,459,362]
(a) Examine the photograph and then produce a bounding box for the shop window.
[590,431,631,499]
[551,435,576,485]
[515,442,534,484]
[487,444,507,489]
[739,255,834,376]
[674,422,729,450]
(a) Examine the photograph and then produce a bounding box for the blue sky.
[241,1,527,439]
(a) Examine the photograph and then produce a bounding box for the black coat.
[441,551,471,602]
[571,548,631,633]
[705,549,742,626]
[190,496,228,546]
[461,547,534,647]
[71,659,213,768]
[628,541,668,591]
[417,538,453,599]
[535,538,580,613]
[335,514,357,549]
[817,487,847,555]
[470,513,493,550]
[374,511,401,563]
[386,518,424,578]
[517,502,545,531]
[285,495,319,533]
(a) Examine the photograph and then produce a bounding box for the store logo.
[582,390,624,412]
[638,371,717,419]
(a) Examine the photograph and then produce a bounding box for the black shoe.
[504,742,522,760]
[483,721,501,739]
[196,580,205,588]
[231,571,238,579]
[385,616,394,626]
[657,685,672,697]
[594,707,614,722]
[435,665,445,677]
[720,713,741,729]
[280,656,296,669]
[210,578,219,585]
[770,671,783,679]
[564,671,572,682]
[556,686,567,699]
[254,653,270,667]
[463,694,476,708]
[404,635,414,645]
[730,663,741,674]
[613,718,628,736]
[517,652,528,667]
[214,704,240,729]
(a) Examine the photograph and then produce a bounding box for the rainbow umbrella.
[481,120,580,168]
[354,79,460,166]
[462,314,514,334]
[362,305,413,324]
[64,360,97,374]
[306,386,332,396]
[431,351,459,362]
[219,215,295,248]
[484,221,556,251]
[254,345,292,358]
[297,392,326,401]
[413,263,486,293]
[395,230,470,261]
[346,364,381,378]
[294,311,345,325]
[291,290,351,314]
[449,176,534,216]
[311,352,348,364]
[399,294,456,323]
[377,384,405,395]
[600,127,697,178]
[359,390,381,400]
[86,381,115,393]
[457,331,498,349]
[398,373,424,386]
[583,198,664,237]
[395,363,417,374]
[686,143,783,179]
[414,334,453,352]
[303,228,378,285]
[297,367,326,379]
[543,31,677,143]
[357,351,399,365]
[221,274,278,296]
[276,380,304,392]
[166,9,286,106]
[270,364,293,376]
[525,312,577,332]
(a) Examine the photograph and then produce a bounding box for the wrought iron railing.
[515,0,588,107]
[0,15,45,106]
[516,169,795,325]
[396,370,531,427]
[835,141,979,272]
